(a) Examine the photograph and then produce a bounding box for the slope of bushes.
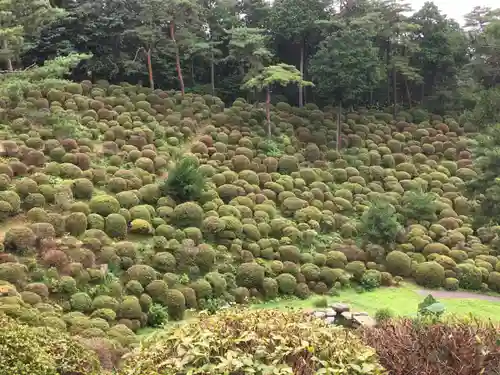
[0,79,499,366]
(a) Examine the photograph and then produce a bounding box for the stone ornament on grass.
[309,303,376,328]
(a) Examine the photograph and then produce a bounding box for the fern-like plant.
[359,199,402,246]
[400,190,437,223]
[160,156,205,202]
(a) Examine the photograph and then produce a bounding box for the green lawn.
[252,284,500,321]
[137,284,500,338]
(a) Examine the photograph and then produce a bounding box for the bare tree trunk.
[336,102,342,152]
[404,77,412,109]
[299,42,304,107]
[266,88,271,137]
[170,22,185,95]
[392,62,397,117]
[146,48,154,90]
[2,40,13,72]
[210,51,215,96]
[386,40,391,105]
[191,59,195,86]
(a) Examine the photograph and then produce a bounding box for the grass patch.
[252,283,500,321]
[137,284,500,339]
[136,310,198,338]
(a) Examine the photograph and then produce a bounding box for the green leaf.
[424,302,446,314]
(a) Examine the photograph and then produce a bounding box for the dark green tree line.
[7,0,500,114]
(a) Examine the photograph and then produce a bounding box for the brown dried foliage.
[42,249,70,270]
[362,318,500,375]
[76,336,126,371]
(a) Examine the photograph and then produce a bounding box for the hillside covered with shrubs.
[1,73,500,372]
[1,0,500,373]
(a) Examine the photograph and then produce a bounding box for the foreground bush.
[362,318,500,375]
[120,308,384,375]
[0,314,102,375]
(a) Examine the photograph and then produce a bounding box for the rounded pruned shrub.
[126,265,157,287]
[456,263,483,291]
[276,273,297,295]
[444,277,459,291]
[171,202,204,228]
[105,213,128,239]
[65,212,87,236]
[71,178,94,199]
[385,251,412,277]
[165,289,186,321]
[3,226,36,254]
[89,195,120,217]
[415,261,445,288]
[236,262,265,289]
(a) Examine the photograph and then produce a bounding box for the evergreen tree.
[269,0,330,106]
[310,26,382,149]
[242,63,313,136]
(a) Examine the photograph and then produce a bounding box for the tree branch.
[132,47,147,62]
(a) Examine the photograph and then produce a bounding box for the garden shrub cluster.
[120,308,384,374]
[0,313,104,374]
[0,80,500,370]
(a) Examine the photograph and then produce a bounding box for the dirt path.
[417,289,500,303]
[178,128,206,156]
[160,126,209,180]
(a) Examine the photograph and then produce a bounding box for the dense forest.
[2,0,499,115]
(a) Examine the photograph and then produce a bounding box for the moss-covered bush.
[126,265,157,286]
[65,212,87,236]
[276,273,297,294]
[89,195,120,216]
[415,261,445,288]
[164,289,186,320]
[236,262,265,289]
[70,292,92,313]
[105,213,128,239]
[171,202,204,228]
[456,263,483,290]
[385,251,412,277]
[4,226,36,254]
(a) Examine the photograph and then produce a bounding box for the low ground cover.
[253,283,500,321]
